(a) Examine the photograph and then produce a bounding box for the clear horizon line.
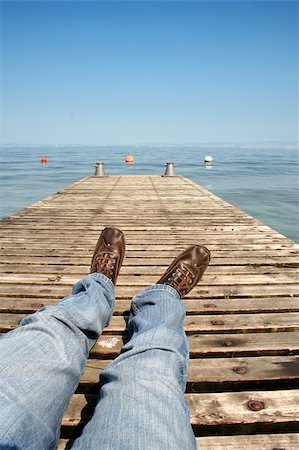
[1,139,298,147]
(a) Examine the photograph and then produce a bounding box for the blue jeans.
[0,273,197,450]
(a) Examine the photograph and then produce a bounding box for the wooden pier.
[0,175,298,449]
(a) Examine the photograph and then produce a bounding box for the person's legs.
[0,273,114,450]
[72,245,210,450]
[72,284,197,450]
[0,227,125,450]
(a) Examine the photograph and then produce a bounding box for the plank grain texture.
[1,175,298,448]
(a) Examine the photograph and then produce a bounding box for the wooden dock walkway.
[0,175,298,449]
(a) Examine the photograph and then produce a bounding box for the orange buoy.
[125,154,134,164]
[40,156,47,164]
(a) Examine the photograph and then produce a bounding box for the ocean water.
[0,143,298,242]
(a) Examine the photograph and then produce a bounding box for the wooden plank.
[92,332,299,358]
[196,434,299,450]
[1,263,298,275]
[57,434,299,450]
[0,283,298,299]
[2,243,295,252]
[1,255,298,267]
[77,355,299,390]
[1,330,298,359]
[1,296,298,315]
[1,312,299,333]
[1,248,297,257]
[0,224,286,231]
[60,389,299,427]
[187,355,299,388]
[1,272,299,286]
[1,236,291,243]
[1,231,288,240]
[188,389,299,426]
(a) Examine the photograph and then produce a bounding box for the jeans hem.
[143,283,180,300]
[88,272,115,296]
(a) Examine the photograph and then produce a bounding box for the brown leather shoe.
[90,228,125,285]
[156,245,211,298]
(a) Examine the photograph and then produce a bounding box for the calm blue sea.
[0,143,298,242]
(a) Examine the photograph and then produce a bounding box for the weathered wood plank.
[60,389,299,427]
[1,232,288,242]
[188,389,299,426]
[1,272,298,286]
[1,248,297,257]
[1,330,298,359]
[195,434,299,450]
[93,332,299,358]
[0,283,298,299]
[1,255,298,267]
[1,296,298,315]
[0,224,287,231]
[57,434,299,450]
[1,236,291,244]
[1,312,299,333]
[77,355,299,389]
[1,263,298,275]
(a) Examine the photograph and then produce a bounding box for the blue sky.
[0,0,297,144]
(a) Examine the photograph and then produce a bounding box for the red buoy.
[40,156,47,164]
[125,154,134,164]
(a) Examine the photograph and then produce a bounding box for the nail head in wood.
[247,400,265,411]
[222,339,235,347]
[233,366,247,374]
[212,320,224,325]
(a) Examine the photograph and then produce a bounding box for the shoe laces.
[168,266,195,292]
[96,252,116,278]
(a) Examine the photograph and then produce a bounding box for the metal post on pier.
[163,162,176,176]
[95,162,106,176]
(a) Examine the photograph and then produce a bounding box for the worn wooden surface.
[58,434,299,450]
[0,175,298,448]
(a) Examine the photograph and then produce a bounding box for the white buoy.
[204,155,213,163]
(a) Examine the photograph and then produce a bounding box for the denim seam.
[88,275,115,326]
